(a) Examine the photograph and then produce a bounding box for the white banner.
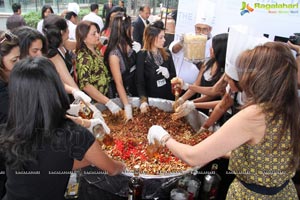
[176,0,300,40]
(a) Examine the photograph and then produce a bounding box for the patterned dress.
[76,48,111,96]
[226,112,298,199]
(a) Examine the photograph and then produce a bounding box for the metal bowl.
[83,97,214,199]
[95,97,215,179]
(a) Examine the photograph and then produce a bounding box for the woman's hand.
[172,100,195,119]
[147,125,170,146]
[105,100,122,114]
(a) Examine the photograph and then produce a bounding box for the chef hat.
[67,3,80,15]
[195,17,215,28]
[225,25,270,81]
[195,0,216,27]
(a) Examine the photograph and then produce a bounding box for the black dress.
[0,79,8,198]
[135,50,177,101]
[2,119,95,200]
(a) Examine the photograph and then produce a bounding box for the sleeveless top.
[57,47,74,77]
[226,111,298,199]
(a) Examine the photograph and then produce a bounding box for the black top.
[132,16,148,47]
[135,50,176,101]
[0,79,8,124]
[102,3,115,18]
[57,48,75,78]
[2,119,95,200]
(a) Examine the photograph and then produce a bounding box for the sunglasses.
[0,32,15,44]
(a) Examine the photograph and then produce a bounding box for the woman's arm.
[83,84,110,105]
[109,54,129,106]
[188,74,227,97]
[73,141,125,175]
[166,105,265,167]
[202,92,233,129]
[193,95,216,103]
[50,55,78,89]
[194,100,220,110]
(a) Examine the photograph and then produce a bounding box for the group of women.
[0,5,178,199]
[0,3,299,200]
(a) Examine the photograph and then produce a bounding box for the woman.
[43,14,91,103]
[0,57,125,200]
[0,31,19,124]
[135,20,177,113]
[12,26,47,59]
[37,5,54,34]
[11,26,104,130]
[0,31,19,198]
[148,42,300,199]
[100,6,125,56]
[75,20,122,114]
[174,33,228,115]
[104,13,137,120]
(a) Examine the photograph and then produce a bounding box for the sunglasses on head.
[0,32,15,44]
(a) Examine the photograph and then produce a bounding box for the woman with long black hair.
[0,57,125,199]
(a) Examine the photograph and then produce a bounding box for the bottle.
[77,100,93,119]
[177,174,201,200]
[201,164,221,200]
[171,82,182,101]
[93,124,114,146]
[64,170,81,199]
[170,188,189,200]
[128,165,143,200]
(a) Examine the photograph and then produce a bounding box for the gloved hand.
[72,89,91,103]
[156,66,170,79]
[67,103,80,116]
[88,118,110,135]
[132,41,141,53]
[89,104,104,120]
[171,77,189,90]
[173,100,195,119]
[105,100,122,114]
[147,125,170,145]
[140,102,149,113]
[124,104,133,121]
[172,97,184,110]
[196,126,209,135]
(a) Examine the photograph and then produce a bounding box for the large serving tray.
[95,97,215,179]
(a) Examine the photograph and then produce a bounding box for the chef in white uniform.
[169,16,214,84]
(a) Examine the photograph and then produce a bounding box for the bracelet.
[161,134,172,147]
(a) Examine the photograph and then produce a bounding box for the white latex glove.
[147,125,170,145]
[197,126,209,135]
[181,81,189,90]
[140,102,149,113]
[156,66,170,79]
[132,41,141,53]
[88,118,110,134]
[105,100,122,114]
[72,89,91,103]
[173,100,195,119]
[172,97,184,110]
[89,104,104,120]
[124,104,133,121]
[67,103,80,116]
[171,77,189,90]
